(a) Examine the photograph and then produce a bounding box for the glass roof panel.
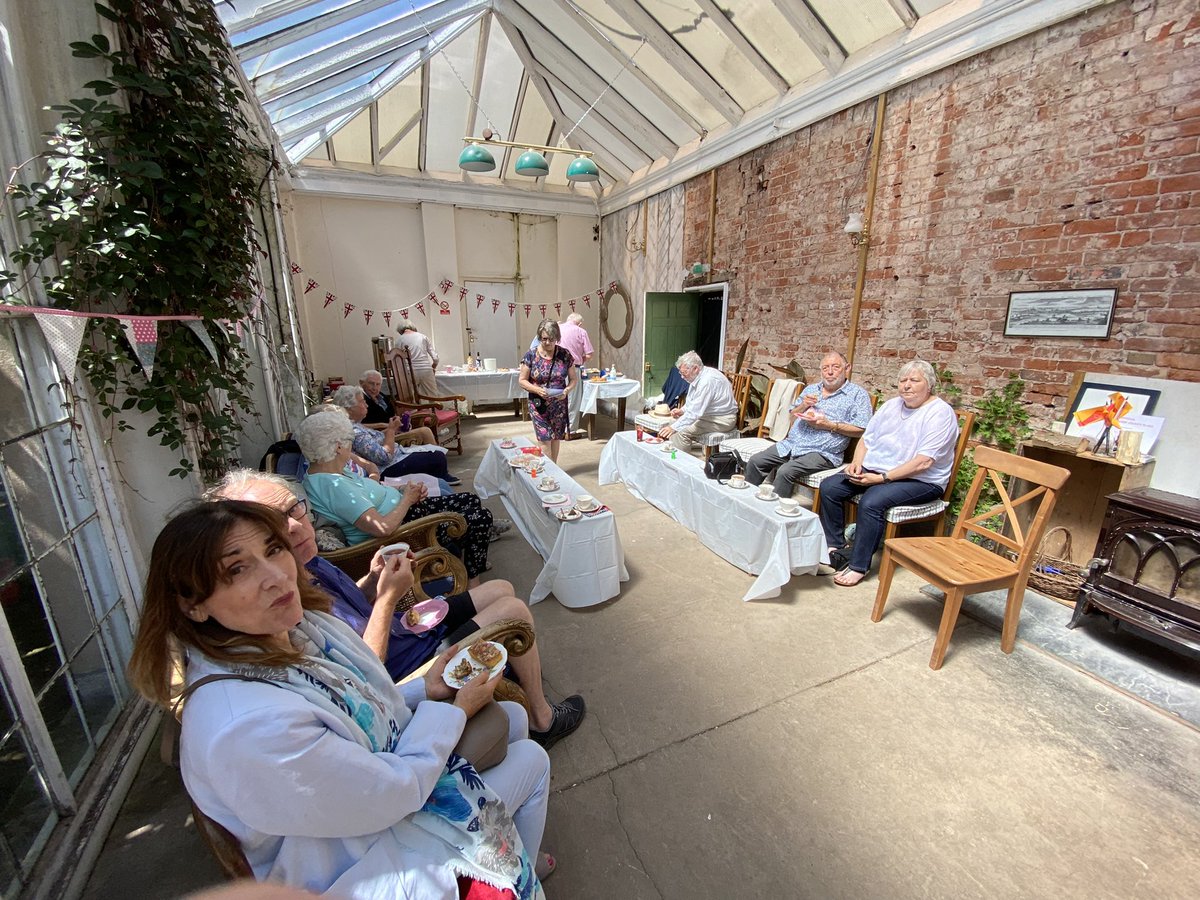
[569,0,726,131]
[380,126,419,169]
[721,0,825,86]
[504,88,555,183]
[554,90,647,178]
[424,22,480,172]
[230,0,366,48]
[263,68,382,121]
[331,106,374,165]
[808,0,904,54]
[638,0,775,110]
[912,0,956,16]
[302,143,331,164]
[472,20,522,139]
[376,67,423,149]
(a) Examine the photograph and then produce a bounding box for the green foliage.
[934,362,962,408]
[972,373,1032,452]
[1,0,273,479]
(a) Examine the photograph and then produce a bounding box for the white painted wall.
[290,196,600,380]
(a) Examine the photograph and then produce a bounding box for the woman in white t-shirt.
[818,359,960,587]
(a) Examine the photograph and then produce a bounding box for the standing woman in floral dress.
[519,319,578,463]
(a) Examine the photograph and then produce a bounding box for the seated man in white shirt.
[658,350,738,452]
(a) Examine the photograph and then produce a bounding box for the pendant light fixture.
[458,132,597,181]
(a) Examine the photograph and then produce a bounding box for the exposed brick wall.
[681,0,1199,422]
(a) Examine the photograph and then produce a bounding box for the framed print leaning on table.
[1004,288,1118,338]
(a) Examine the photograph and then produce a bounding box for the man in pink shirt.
[556,313,594,432]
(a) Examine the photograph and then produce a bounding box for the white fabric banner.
[185,320,220,365]
[120,316,158,379]
[33,312,89,378]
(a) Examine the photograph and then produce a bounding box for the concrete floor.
[83,410,1200,900]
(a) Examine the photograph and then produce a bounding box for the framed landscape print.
[1004,289,1118,338]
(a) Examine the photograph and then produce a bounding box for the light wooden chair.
[871,444,1071,669]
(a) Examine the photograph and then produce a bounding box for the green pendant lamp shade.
[515,149,549,177]
[566,155,600,182]
[458,142,496,173]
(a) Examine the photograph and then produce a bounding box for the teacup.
[756,485,774,499]
[381,541,410,560]
[577,494,598,510]
[779,498,800,514]
[540,476,557,488]
[729,474,746,487]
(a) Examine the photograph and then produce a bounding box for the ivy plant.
[0,0,273,479]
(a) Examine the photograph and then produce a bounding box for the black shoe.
[445,475,463,486]
[828,547,850,571]
[529,695,586,750]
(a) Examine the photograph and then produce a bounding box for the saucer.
[499,440,517,449]
[536,482,560,492]
[642,436,664,445]
[540,493,570,506]
[575,502,600,513]
[754,492,779,501]
[726,481,750,490]
[776,507,804,517]
[659,444,675,452]
[555,508,582,522]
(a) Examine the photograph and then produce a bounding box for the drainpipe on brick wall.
[707,169,717,267]
[847,94,887,366]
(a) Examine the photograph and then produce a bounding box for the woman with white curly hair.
[329,385,459,485]
[296,411,496,582]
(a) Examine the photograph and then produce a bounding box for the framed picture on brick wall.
[1004,288,1118,338]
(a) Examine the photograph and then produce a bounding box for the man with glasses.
[744,350,873,499]
[657,350,738,452]
[208,470,586,749]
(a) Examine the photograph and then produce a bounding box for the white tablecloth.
[598,432,828,601]
[474,440,628,608]
[436,370,523,403]
[579,377,641,415]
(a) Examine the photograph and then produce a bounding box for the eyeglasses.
[285,498,308,521]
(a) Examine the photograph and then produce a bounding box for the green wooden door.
[644,292,699,398]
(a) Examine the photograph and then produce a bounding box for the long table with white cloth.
[436,369,523,413]
[474,439,628,608]
[598,431,828,601]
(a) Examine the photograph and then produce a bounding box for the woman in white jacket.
[129,500,550,898]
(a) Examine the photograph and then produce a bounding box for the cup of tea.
[779,498,800,513]
[756,485,774,498]
[577,494,597,510]
[381,541,410,560]
[540,476,556,488]
[729,474,746,487]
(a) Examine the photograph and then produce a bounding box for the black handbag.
[704,448,745,480]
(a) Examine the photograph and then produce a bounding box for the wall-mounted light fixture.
[458,130,599,182]
[844,212,868,248]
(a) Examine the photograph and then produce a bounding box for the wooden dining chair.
[871,444,1071,669]
[389,348,466,454]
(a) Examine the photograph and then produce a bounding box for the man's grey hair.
[330,384,365,409]
[897,358,939,394]
[675,350,703,372]
[821,350,850,367]
[359,369,382,382]
[295,410,354,464]
[397,321,419,334]
[566,312,584,325]
[205,468,298,502]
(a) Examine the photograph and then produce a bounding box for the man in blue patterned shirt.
[745,351,873,498]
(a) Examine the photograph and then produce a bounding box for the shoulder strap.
[159,673,278,767]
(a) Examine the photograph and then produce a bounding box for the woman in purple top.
[519,319,578,462]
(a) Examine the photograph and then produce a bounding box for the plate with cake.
[442,641,508,688]
[401,597,449,634]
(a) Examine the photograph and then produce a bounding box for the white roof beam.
[881,0,919,30]
[537,69,654,169]
[378,109,421,161]
[542,0,706,137]
[694,0,789,95]
[604,0,743,125]
[418,59,431,173]
[775,1,846,75]
[221,0,333,32]
[495,0,676,160]
[464,12,491,139]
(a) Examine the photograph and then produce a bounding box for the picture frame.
[1065,381,1161,438]
[1004,288,1118,338]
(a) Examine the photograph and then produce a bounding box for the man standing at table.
[557,313,594,433]
[744,350,873,498]
[658,350,737,452]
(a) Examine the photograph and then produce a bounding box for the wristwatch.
[881,472,890,483]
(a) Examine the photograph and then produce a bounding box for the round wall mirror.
[601,284,633,348]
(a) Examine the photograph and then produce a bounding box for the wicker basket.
[1024,526,1089,602]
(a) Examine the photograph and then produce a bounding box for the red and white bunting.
[583,294,591,308]
[554,303,561,316]
[382,311,392,327]
[507,303,516,317]
[476,293,485,308]
[608,280,617,292]
[415,302,425,317]
[538,304,547,317]
[569,299,576,312]
[305,278,318,294]
[324,292,336,308]
[343,303,355,318]
[439,278,453,294]
[492,300,500,313]
[458,286,467,303]
[522,304,532,318]
[290,262,303,274]
[363,309,374,326]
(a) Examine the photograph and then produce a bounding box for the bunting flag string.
[343,303,355,318]
[185,320,221,366]
[121,316,159,379]
[286,271,622,327]
[34,312,90,377]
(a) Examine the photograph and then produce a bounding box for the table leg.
[586,413,595,441]
[616,398,627,432]
[513,399,521,419]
